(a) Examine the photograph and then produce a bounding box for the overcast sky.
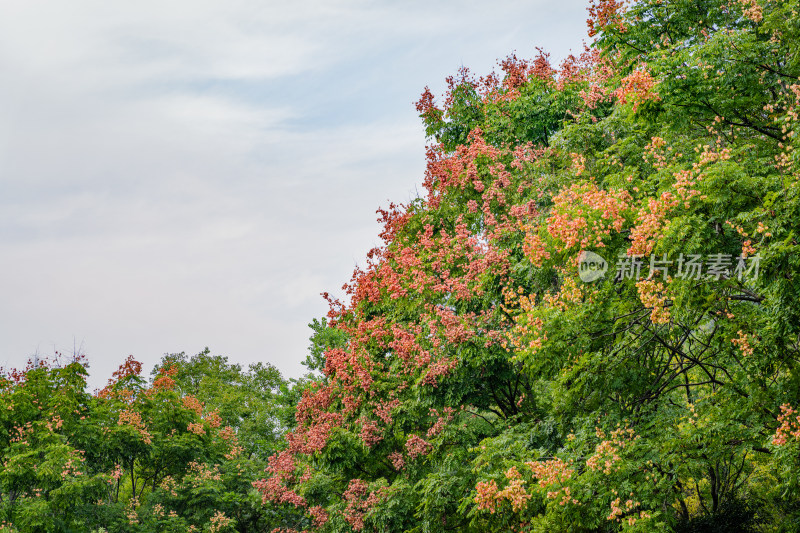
[0,0,588,390]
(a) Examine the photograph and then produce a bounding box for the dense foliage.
[4,0,800,531]
[252,0,800,531]
[0,351,302,532]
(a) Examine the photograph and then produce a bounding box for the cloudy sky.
[0,0,588,389]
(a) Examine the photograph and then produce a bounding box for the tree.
[0,350,300,532]
[254,0,800,530]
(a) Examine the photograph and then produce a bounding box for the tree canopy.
[0,350,302,532]
[253,0,800,531]
[3,0,800,531]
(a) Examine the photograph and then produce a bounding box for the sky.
[0,0,589,390]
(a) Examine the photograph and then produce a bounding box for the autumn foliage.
[3,0,800,531]
[252,0,800,531]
